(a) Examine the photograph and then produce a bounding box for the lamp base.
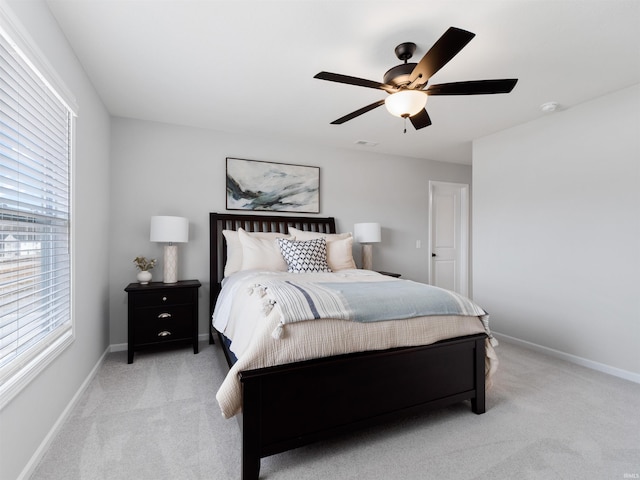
[362,244,373,271]
[163,244,178,283]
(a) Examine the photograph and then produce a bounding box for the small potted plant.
[133,256,156,284]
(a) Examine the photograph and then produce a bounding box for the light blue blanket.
[253,278,494,342]
[318,280,485,322]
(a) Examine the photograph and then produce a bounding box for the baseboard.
[494,332,640,384]
[109,334,211,353]
[18,345,110,480]
[110,342,127,352]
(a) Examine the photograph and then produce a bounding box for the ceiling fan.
[314,27,518,131]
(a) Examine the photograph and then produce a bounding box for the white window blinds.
[0,19,74,407]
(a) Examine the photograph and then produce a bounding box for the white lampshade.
[150,216,189,243]
[354,223,381,244]
[384,90,427,118]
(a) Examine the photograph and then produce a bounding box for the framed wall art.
[226,157,320,213]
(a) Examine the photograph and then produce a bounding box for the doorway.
[428,181,470,296]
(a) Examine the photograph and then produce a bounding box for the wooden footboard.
[237,333,487,480]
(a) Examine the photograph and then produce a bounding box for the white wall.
[0,2,111,480]
[473,84,640,378]
[109,117,472,345]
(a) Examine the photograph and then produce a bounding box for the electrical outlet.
[416,240,421,249]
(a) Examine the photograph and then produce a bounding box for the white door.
[428,181,469,296]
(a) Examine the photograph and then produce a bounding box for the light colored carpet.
[30,340,640,480]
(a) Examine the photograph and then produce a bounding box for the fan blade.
[409,27,475,86]
[425,79,518,95]
[410,109,432,130]
[330,100,386,124]
[315,72,396,93]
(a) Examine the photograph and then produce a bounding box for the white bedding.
[213,269,498,419]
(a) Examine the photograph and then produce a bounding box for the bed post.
[471,336,486,414]
[209,213,217,344]
[240,377,261,480]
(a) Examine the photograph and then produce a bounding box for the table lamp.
[150,216,189,283]
[354,222,381,270]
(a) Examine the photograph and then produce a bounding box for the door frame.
[428,181,470,296]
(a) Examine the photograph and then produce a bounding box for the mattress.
[212,269,498,418]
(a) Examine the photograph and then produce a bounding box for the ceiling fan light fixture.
[315,27,517,130]
[384,90,427,118]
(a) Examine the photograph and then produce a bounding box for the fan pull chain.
[403,116,407,134]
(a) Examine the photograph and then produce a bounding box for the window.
[0,9,76,408]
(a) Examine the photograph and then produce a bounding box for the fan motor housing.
[383,63,418,87]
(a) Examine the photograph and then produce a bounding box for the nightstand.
[377,271,401,278]
[125,279,201,364]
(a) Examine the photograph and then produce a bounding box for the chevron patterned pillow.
[277,237,332,273]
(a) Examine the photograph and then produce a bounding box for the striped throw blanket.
[250,279,496,344]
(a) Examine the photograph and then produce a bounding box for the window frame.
[0,3,77,410]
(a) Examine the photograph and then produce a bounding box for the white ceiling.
[45,0,640,165]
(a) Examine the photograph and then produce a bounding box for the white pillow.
[238,228,290,272]
[288,228,356,271]
[277,238,331,273]
[223,229,291,276]
[222,230,243,277]
[323,236,356,270]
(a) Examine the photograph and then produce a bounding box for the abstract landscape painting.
[226,158,320,213]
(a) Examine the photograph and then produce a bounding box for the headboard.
[209,212,336,316]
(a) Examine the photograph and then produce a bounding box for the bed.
[209,212,496,480]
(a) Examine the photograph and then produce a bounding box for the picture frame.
[226,157,320,213]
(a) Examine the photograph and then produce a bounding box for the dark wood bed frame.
[209,212,487,480]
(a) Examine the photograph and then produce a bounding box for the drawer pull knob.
[158,330,172,337]
[158,312,172,319]
[162,296,167,301]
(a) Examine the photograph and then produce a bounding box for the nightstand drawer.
[134,305,193,345]
[133,289,194,307]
